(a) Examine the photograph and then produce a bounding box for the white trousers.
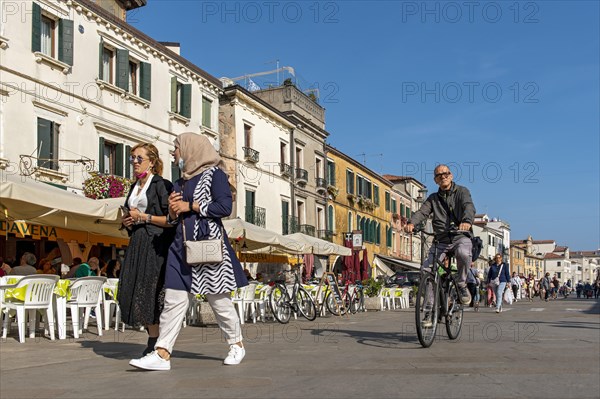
[155,289,242,354]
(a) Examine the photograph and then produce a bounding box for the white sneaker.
[129,351,171,371]
[223,344,245,365]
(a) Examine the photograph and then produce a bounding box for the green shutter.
[181,84,191,118]
[115,144,124,176]
[98,39,104,80]
[139,62,151,101]
[115,49,129,90]
[125,145,131,178]
[98,137,105,173]
[170,77,178,112]
[202,97,211,127]
[37,118,52,168]
[58,19,74,66]
[282,201,290,234]
[31,2,41,53]
[171,162,180,182]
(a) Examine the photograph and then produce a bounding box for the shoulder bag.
[182,218,224,266]
[491,264,503,287]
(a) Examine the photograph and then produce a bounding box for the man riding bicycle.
[404,164,476,307]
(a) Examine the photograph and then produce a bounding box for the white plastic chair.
[67,277,106,338]
[102,278,122,331]
[1,275,59,343]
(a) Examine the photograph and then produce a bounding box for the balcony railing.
[283,215,299,235]
[242,147,260,163]
[316,177,327,193]
[299,224,316,237]
[317,229,334,242]
[279,162,292,177]
[245,206,266,228]
[295,168,308,185]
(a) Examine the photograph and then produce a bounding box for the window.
[356,175,364,196]
[327,160,336,186]
[557,272,561,279]
[295,147,303,169]
[128,61,138,95]
[280,142,287,165]
[373,185,380,206]
[316,206,324,230]
[348,211,353,231]
[385,191,391,211]
[171,77,191,117]
[557,261,561,266]
[281,201,290,234]
[327,205,334,232]
[346,170,354,194]
[244,124,252,148]
[392,198,397,214]
[376,223,381,245]
[365,181,372,200]
[202,97,212,128]
[98,139,126,177]
[296,200,305,225]
[101,47,114,84]
[406,207,411,218]
[37,117,60,170]
[245,190,256,224]
[32,3,73,65]
[315,158,322,179]
[401,204,405,217]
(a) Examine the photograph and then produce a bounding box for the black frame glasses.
[434,172,451,178]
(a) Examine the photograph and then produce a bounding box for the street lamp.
[416,188,428,205]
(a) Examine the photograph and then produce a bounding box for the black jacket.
[409,182,475,243]
[123,175,173,237]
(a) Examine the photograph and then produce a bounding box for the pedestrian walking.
[511,272,521,302]
[486,254,511,313]
[129,133,248,371]
[118,143,175,356]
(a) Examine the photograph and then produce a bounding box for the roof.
[532,240,556,244]
[571,250,600,257]
[382,174,425,187]
[554,246,568,252]
[77,0,222,89]
[544,253,563,259]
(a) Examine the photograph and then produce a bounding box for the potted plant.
[362,278,384,310]
[392,212,400,221]
[82,173,133,199]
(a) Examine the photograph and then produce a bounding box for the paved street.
[1,297,599,399]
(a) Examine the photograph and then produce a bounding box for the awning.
[285,232,351,256]
[0,174,127,239]
[223,217,307,253]
[375,254,421,272]
[372,256,395,277]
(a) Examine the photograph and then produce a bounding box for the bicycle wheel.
[348,292,360,314]
[445,278,464,340]
[296,288,317,321]
[325,291,341,315]
[269,284,291,324]
[415,272,439,348]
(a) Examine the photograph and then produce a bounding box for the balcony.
[245,206,266,228]
[316,177,327,194]
[299,224,316,237]
[242,147,260,163]
[295,168,308,185]
[317,229,334,242]
[279,162,292,177]
[283,215,299,235]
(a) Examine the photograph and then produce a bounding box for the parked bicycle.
[326,273,363,315]
[413,228,465,348]
[269,268,317,324]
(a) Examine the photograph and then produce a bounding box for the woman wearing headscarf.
[130,133,248,371]
[119,143,175,355]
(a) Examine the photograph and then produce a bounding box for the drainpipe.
[290,127,296,231]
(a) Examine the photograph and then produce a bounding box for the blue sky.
[130,1,599,250]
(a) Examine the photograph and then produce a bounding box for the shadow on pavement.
[80,341,222,362]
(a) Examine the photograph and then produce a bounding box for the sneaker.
[458,286,472,305]
[129,351,171,371]
[495,308,500,313]
[223,344,245,365]
[421,312,433,328]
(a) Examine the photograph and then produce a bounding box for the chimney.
[159,42,180,56]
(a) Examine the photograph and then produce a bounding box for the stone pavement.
[1,297,599,399]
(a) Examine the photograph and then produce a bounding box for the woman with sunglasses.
[119,143,175,356]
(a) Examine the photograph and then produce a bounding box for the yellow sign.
[0,220,129,247]
[239,253,299,264]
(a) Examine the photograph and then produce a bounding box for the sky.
[128,1,600,250]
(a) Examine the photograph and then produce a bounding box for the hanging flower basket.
[83,173,133,199]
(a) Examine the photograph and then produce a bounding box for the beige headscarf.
[174,132,223,180]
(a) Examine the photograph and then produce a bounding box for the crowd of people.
[0,254,121,279]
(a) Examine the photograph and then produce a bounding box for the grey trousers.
[422,235,472,287]
[155,289,242,354]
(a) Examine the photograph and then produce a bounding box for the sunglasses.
[129,155,148,164]
[169,147,179,156]
[435,172,451,178]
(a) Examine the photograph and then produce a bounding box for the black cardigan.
[123,175,173,237]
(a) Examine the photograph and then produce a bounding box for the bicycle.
[413,228,466,348]
[269,268,317,324]
[325,273,363,315]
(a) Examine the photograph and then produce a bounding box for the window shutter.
[98,39,104,80]
[282,201,290,234]
[170,77,177,112]
[37,118,52,168]
[125,145,131,178]
[115,144,124,176]
[139,62,151,101]
[98,137,105,173]
[202,97,211,127]
[58,18,74,66]
[115,49,129,91]
[181,84,191,118]
[31,2,41,52]
[171,162,180,182]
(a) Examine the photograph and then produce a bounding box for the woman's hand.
[121,210,135,228]
[128,207,144,224]
[169,191,190,215]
